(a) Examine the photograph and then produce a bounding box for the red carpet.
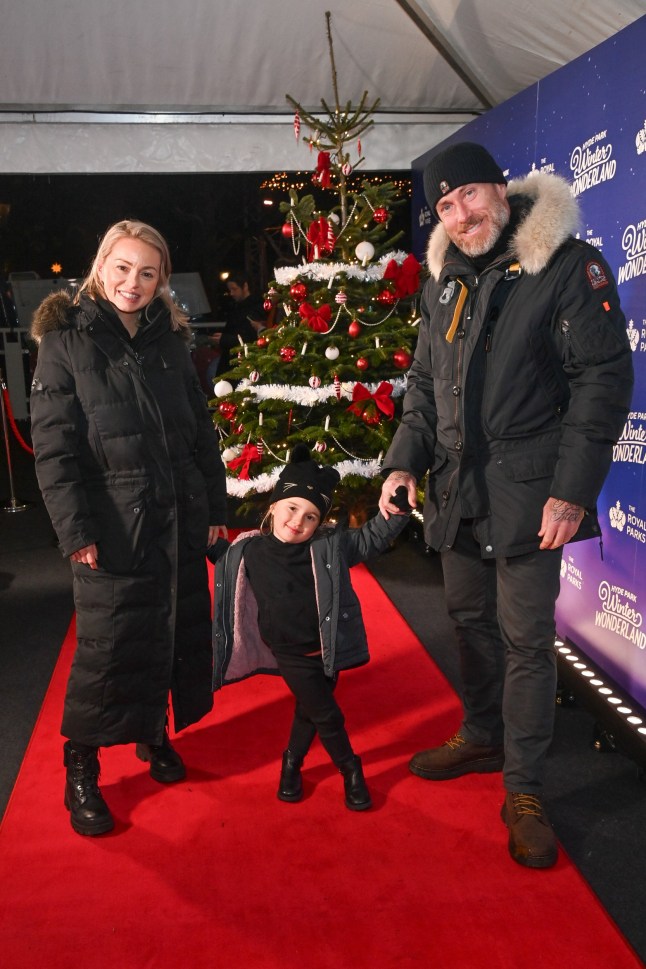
[0,564,642,969]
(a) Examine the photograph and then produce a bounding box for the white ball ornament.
[214,379,234,397]
[309,375,322,388]
[249,370,261,383]
[328,212,340,225]
[355,241,375,265]
[222,445,241,462]
[325,346,340,361]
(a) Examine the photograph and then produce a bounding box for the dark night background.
[0,172,412,321]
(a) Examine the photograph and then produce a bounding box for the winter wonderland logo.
[570,131,616,196]
[636,119,646,155]
[596,580,646,649]
[613,413,646,464]
[617,219,646,285]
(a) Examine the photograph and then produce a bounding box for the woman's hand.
[70,543,99,569]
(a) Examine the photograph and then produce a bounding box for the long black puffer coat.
[30,292,227,746]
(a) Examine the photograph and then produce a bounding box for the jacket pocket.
[494,444,557,483]
[89,481,152,574]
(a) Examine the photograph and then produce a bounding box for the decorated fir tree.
[213,12,421,522]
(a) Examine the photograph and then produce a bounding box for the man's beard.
[449,197,510,258]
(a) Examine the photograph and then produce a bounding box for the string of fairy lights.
[259,171,412,198]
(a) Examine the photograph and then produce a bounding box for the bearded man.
[380,141,633,868]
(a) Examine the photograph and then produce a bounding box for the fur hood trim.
[426,172,580,280]
[30,290,76,345]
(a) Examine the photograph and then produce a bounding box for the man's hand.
[379,471,417,519]
[538,497,584,550]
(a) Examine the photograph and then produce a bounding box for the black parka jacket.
[30,292,227,745]
[383,173,633,557]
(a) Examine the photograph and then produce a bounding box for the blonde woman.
[30,221,227,836]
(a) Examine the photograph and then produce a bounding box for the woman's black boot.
[64,741,114,836]
[277,749,304,802]
[136,727,186,783]
[338,754,372,811]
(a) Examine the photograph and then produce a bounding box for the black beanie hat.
[423,141,507,212]
[270,444,340,520]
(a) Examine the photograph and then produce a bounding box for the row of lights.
[556,638,646,738]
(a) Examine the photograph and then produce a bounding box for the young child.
[212,445,410,810]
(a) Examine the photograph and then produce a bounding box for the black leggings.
[272,650,354,766]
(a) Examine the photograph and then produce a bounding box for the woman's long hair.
[75,220,189,331]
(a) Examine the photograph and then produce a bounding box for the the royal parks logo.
[636,119,646,156]
[570,131,616,197]
[596,580,646,649]
[609,499,646,543]
[561,555,583,590]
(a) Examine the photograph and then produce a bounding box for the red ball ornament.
[232,423,245,435]
[356,357,370,371]
[335,291,348,304]
[348,320,362,338]
[309,375,322,388]
[377,289,397,305]
[257,336,268,347]
[313,441,327,453]
[281,222,293,238]
[373,207,389,223]
[249,370,261,383]
[218,401,237,420]
[263,299,273,312]
[280,346,297,362]
[290,282,307,301]
[393,349,413,370]
[362,409,380,426]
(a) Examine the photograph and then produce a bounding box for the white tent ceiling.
[0,0,644,173]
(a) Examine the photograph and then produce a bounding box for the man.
[209,271,267,377]
[379,141,633,868]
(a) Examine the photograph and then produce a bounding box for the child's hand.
[390,485,412,513]
[379,473,417,518]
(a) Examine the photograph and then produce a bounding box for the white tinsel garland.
[226,457,383,498]
[273,251,410,287]
[236,374,407,405]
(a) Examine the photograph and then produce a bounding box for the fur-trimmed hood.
[426,172,580,281]
[30,290,190,344]
[30,290,76,344]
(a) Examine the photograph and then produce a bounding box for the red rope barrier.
[1,386,34,455]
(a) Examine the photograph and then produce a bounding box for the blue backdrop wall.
[411,17,646,709]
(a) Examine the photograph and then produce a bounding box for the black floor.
[1,430,645,964]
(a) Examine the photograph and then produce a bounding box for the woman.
[30,220,228,836]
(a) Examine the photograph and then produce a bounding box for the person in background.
[379,142,633,868]
[30,219,228,837]
[208,270,267,379]
[212,445,411,811]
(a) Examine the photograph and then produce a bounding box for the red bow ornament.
[347,381,395,422]
[299,302,331,333]
[306,217,336,262]
[383,253,421,298]
[227,443,262,480]
[313,151,331,188]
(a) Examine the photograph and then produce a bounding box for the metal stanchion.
[1,368,30,512]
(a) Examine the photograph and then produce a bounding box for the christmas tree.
[213,12,421,522]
